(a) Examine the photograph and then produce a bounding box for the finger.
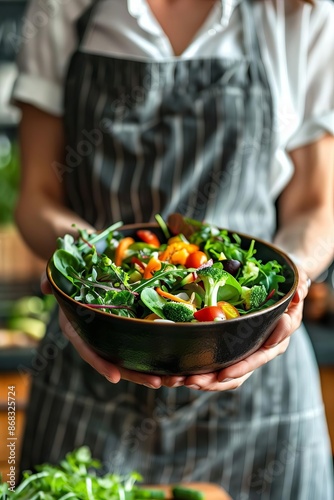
[118,366,162,388]
[186,371,254,392]
[264,302,303,348]
[217,338,290,382]
[162,376,186,388]
[291,267,309,304]
[184,372,218,390]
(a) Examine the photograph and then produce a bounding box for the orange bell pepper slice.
[158,242,199,264]
[170,248,189,265]
[114,237,135,266]
[143,257,162,279]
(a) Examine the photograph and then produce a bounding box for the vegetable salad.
[50,214,286,323]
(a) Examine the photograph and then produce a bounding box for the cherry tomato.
[136,230,161,247]
[194,306,226,322]
[217,301,240,320]
[185,251,208,268]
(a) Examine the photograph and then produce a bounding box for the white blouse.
[12,0,334,198]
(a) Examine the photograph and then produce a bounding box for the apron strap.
[240,0,262,82]
[76,0,100,46]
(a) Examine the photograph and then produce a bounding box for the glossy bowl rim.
[46,222,299,328]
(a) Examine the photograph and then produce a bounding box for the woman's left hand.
[162,265,309,391]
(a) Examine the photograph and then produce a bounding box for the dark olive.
[221,259,242,276]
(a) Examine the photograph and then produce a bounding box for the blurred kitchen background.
[0,0,333,481]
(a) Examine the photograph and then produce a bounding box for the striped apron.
[20,1,333,498]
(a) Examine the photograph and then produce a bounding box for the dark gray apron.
[63,0,275,240]
[20,1,333,498]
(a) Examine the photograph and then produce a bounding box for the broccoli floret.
[241,285,267,310]
[197,264,228,307]
[240,261,260,284]
[163,302,195,322]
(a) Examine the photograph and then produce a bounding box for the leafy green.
[49,215,287,320]
[53,250,83,279]
[0,446,156,499]
[140,288,166,318]
[131,265,190,294]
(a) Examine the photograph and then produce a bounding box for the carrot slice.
[114,237,135,266]
[156,287,190,304]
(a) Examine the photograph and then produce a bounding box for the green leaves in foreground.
[0,446,164,500]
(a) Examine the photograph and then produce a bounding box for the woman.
[12,0,334,498]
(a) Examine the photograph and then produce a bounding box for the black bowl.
[47,223,298,375]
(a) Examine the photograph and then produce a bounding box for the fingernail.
[105,375,116,384]
[186,384,201,390]
[267,342,278,349]
[220,378,234,383]
[144,383,157,389]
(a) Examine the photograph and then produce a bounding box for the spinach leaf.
[53,249,83,278]
[140,288,167,318]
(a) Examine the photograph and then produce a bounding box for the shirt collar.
[221,0,242,26]
[127,0,145,18]
[127,0,242,29]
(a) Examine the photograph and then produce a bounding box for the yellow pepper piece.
[170,248,189,265]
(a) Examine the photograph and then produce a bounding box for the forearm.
[15,103,94,260]
[274,134,334,281]
[15,193,94,261]
[274,206,334,280]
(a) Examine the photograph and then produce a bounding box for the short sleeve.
[286,0,334,151]
[11,0,92,116]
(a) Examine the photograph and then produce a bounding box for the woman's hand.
[178,265,309,391]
